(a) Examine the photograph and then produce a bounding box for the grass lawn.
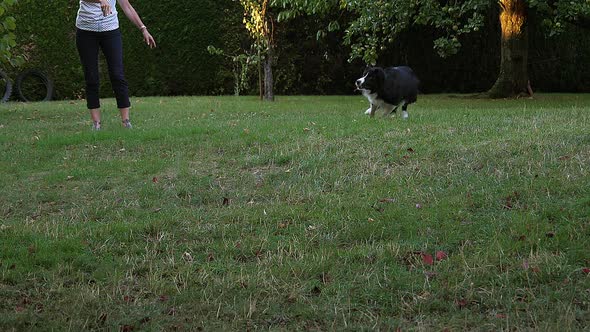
[1,94,589,331]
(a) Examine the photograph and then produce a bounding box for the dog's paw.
[402,111,409,119]
[364,108,372,115]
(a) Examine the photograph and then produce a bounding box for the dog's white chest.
[362,90,387,108]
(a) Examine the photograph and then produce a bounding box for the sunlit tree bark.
[241,0,275,101]
[488,0,530,98]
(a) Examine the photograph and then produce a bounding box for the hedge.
[11,0,240,100]
[9,2,590,100]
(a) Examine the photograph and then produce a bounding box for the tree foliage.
[0,0,21,66]
[273,0,590,65]
[240,0,273,48]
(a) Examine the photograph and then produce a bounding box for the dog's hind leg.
[401,102,409,119]
[383,104,398,117]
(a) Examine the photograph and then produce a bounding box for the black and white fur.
[355,66,419,119]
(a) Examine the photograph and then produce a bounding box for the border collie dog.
[355,66,419,119]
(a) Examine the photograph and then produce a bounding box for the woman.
[76,0,156,130]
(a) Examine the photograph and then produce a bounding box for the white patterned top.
[76,0,119,32]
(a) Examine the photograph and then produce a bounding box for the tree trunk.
[263,46,274,101]
[258,50,263,100]
[488,0,530,98]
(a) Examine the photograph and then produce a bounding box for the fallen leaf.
[582,267,590,275]
[182,252,193,263]
[435,251,448,261]
[319,272,332,284]
[222,197,230,206]
[421,253,434,266]
[456,298,468,308]
[121,324,135,332]
[379,198,396,203]
[407,147,415,153]
[546,232,555,238]
[152,177,158,183]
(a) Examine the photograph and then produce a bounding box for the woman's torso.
[76,0,119,32]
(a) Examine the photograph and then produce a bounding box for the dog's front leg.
[369,104,378,118]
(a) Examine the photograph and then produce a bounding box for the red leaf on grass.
[582,267,590,275]
[421,253,434,265]
[456,298,468,308]
[121,324,135,332]
[435,251,448,261]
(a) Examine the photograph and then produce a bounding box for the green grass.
[1,94,589,331]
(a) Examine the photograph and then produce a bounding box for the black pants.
[76,28,130,109]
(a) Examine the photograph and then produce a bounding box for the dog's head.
[355,67,385,93]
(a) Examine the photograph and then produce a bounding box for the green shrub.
[11,0,240,99]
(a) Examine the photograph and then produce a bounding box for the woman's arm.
[117,0,156,48]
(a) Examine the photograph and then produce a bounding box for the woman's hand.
[99,0,112,16]
[142,28,156,49]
